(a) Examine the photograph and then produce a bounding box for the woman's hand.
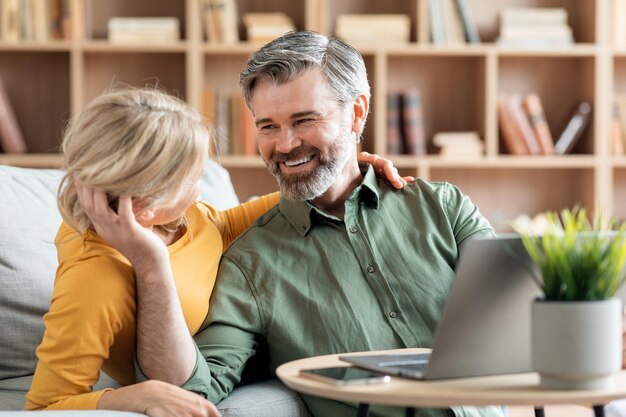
[98,381,221,417]
[357,151,415,189]
[74,179,167,269]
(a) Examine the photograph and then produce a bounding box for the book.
[335,14,410,46]
[108,17,180,43]
[218,0,239,44]
[615,96,626,155]
[418,0,430,44]
[243,12,295,44]
[553,102,592,154]
[441,0,465,46]
[199,0,219,42]
[214,92,231,155]
[453,0,480,43]
[498,96,530,155]
[522,93,554,155]
[386,91,403,154]
[236,95,256,156]
[507,95,541,155]
[500,8,568,27]
[1,0,21,42]
[31,0,48,42]
[613,101,624,155]
[400,88,427,155]
[428,0,446,45]
[0,77,27,153]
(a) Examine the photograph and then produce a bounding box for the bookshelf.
[0,0,620,231]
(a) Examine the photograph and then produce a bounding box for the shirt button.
[367,265,376,273]
[349,225,357,233]
[389,311,398,319]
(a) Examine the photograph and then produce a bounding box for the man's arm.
[179,256,263,403]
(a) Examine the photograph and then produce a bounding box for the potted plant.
[514,208,626,389]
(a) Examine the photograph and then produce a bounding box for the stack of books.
[243,12,295,44]
[108,17,180,43]
[497,8,574,47]
[335,14,410,46]
[433,132,483,158]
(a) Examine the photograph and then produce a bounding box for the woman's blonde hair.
[58,88,209,233]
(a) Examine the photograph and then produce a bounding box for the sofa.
[0,162,309,417]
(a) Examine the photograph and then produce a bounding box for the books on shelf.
[243,12,294,44]
[335,14,410,46]
[0,77,27,154]
[386,89,426,155]
[199,0,239,44]
[433,131,483,157]
[202,89,257,156]
[553,102,592,155]
[497,7,574,47]
[498,93,555,156]
[0,0,74,42]
[108,17,180,43]
[425,0,480,45]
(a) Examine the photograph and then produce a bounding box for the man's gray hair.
[240,31,370,110]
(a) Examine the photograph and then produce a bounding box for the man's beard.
[266,135,351,201]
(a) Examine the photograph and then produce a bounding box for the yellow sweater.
[25,194,279,410]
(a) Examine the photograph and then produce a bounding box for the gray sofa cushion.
[0,167,64,380]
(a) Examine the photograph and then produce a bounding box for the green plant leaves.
[515,207,626,301]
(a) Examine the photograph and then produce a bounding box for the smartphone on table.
[299,366,391,385]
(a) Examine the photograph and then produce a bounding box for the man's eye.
[295,119,314,126]
[259,124,277,131]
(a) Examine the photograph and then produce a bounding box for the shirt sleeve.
[206,192,280,249]
[180,256,263,404]
[25,258,132,410]
[441,182,496,249]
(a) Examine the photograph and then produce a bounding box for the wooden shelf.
[0,0,622,230]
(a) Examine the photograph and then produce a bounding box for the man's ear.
[351,93,369,137]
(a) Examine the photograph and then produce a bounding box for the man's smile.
[280,154,317,174]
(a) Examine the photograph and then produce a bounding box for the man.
[139,31,500,417]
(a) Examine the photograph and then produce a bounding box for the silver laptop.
[340,234,542,380]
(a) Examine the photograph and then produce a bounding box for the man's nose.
[275,127,302,154]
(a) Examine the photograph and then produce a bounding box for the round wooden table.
[276,349,626,417]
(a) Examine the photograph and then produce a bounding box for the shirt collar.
[278,165,381,236]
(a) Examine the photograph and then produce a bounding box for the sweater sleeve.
[205,192,279,249]
[26,254,134,410]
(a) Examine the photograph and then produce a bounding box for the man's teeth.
[285,155,313,167]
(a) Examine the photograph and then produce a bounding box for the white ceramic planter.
[532,297,623,390]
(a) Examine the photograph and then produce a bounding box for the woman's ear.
[133,199,155,225]
[351,93,369,137]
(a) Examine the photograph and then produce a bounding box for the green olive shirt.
[189,166,500,417]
